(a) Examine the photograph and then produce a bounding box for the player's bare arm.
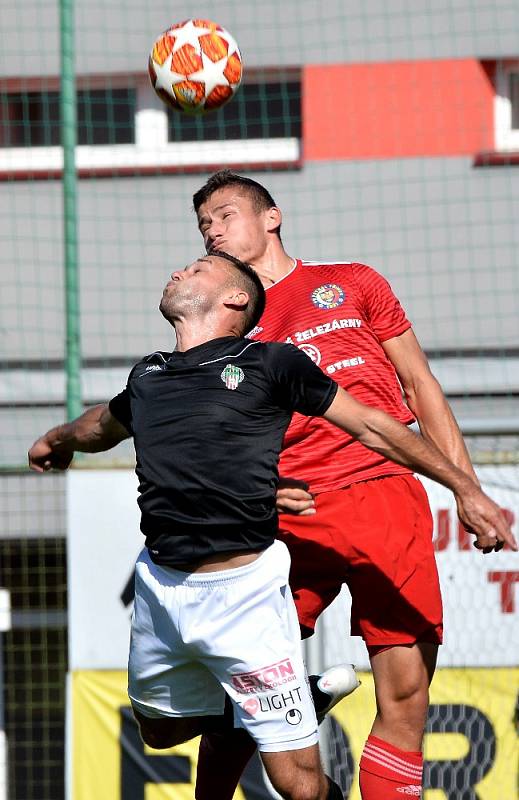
[382,328,480,485]
[323,387,517,553]
[28,403,130,473]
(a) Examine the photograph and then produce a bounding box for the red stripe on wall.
[303,59,495,161]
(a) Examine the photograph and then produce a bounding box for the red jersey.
[251,260,415,492]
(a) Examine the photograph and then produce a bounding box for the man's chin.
[159,297,173,321]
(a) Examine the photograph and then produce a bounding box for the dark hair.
[210,249,266,334]
[193,169,281,238]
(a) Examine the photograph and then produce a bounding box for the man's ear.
[223,288,249,311]
[265,206,282,233]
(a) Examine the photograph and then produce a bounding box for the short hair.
[210,249,266,334]
[193,169,281,238]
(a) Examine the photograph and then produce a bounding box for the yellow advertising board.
[71,668,518,800]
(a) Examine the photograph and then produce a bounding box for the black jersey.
[109,336,338,566]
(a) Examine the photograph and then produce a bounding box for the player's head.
[193,170,283,262]
[160,250,265,336]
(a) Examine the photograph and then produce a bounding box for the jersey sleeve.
[108,387,133,434]
[351,263,412,342]
[265,343,338,416]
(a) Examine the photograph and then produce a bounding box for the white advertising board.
[67,467,519,670]
[67,470,142,671]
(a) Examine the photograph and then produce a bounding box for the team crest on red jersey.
[311,283,345,310]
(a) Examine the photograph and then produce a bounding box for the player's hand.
[454,485,517,554]
[470,527,512,554]
[276,477,316,516]
[28,436,73,473]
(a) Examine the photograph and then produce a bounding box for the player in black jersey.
[28,252,514,800]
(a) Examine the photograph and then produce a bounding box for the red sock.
[195,729,257,800]
[359,735,423,799]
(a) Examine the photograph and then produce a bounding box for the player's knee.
[140,730,170,749]
[134,711,200,750]
[391,674,429,710]
[277,784,322,800]
[392,674,429,705]
[136,718,183,749]
[384,684,429,725]
[378,682,430,736]
[270,769,325,800]
[377,656,431,709]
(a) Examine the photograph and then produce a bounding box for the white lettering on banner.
[487,571,519,613]
[326,356,365,373]
[429,505,517,612]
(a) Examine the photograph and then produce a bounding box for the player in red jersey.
[192,171,514,800]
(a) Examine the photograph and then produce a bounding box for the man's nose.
[206,221,224,242]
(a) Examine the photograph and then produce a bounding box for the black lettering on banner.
[119,707,191,799]
[118,701,496,799]
[424,704,496,800]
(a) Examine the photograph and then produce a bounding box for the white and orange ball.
[148,19,243,115]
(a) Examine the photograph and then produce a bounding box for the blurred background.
[0,1,518,798]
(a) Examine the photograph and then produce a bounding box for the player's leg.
[358,642,436,799]
[369,642,437,750]
[196,540,342,800]
[128,549,229,749]
[198,739,344,800]
[260,745,342,800]
[194,681,257,799]
[195,508,355,800]
[195,725,257,799]
[128,542,343,800]
[132,705,205,749]
[195,663,358,799]
[344,475,442,800]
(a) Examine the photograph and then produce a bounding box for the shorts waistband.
[139,540,289,587]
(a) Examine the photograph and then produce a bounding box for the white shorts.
[128,540,318,752]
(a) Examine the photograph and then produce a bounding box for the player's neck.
[173,314,241,352]
[250,245,296,288]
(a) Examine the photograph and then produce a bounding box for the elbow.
[355,419,388,455]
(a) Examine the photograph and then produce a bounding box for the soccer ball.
[148,19,243,115]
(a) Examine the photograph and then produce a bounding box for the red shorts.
[277,473,443,646]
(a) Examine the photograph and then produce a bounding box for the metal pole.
[60,0,82,421]
[0,589,11,800]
